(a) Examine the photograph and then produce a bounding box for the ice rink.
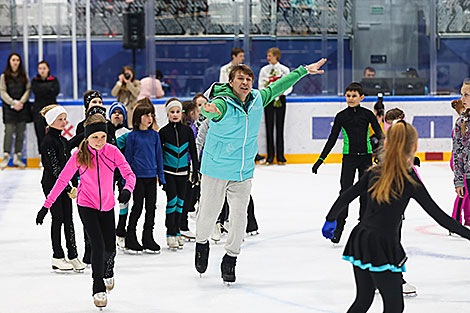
[1,162,469,313]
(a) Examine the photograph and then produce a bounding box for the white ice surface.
[0,163,469,313]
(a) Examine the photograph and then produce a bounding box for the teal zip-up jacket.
[201,65,308,181]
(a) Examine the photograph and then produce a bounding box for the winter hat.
[83,90,102,111]
[86,105,107,118]
[109,102,128,126]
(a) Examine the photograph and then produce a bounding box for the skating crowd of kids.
[11,49,468,312]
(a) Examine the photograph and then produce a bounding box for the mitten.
[322,220,337,239]
[118,189,131,204]
[312,159,323,174]
[36,207,48,225]
[413,156,420,167]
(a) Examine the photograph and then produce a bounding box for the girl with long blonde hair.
[322,121,470,313]
[36,114,136,309]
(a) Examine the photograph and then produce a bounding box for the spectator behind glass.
[137,70,165,100]
[31,60,60,157]
[111,66,141,128]
[0,53,31,169]
[363,66,376,78]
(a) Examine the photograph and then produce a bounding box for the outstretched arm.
[260,58,327,106]
[411,175,470,240]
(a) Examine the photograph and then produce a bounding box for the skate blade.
[182,236,196,241]
[124,249,142,255]
[73,268,85,273]
[223,281,235,286]
[52,266,74,273]
[167,247,178,251]
[143,249,161,254]
[403,292,417,298]
[246,231,259,236]
[177,246,184,250]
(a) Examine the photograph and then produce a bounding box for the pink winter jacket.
[43,143,136,211]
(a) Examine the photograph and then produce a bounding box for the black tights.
[347,266,404,313]
[78,206,116,295]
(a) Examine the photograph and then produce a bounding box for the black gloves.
[118,189,131,204]
[311,159,323,174]
[189,171,201,186]
[413,156,421,167]
[36,207,48,225]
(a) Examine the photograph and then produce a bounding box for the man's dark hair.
[363,66,375,75]
[231,48,244,57]
[345,82,364,96]
[228,65,255,82]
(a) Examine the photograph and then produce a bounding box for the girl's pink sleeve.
[43,152,79,209]
[114,145,136,192]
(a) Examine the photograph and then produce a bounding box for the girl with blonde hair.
[323,121,470,313]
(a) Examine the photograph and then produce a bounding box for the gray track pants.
[196,174,252,256]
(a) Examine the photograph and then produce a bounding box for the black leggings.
[348,266,404,313]
[337,155,372,230]
[78,206,116,295]
[127,177,157,233]
[164,174,187,236]
[42,184,77,260]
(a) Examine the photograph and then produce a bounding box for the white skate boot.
[104,277,114,292]
[176,235,184,249]
[93,292,107,308]
[0,153,10,169]
[13,152,26,168]
[68,258,86,272]
[116,236,126,250]
[211,223,222,242]
[166,236,178,250]
[180,230,195,241]
[51,258,73,271]
[403,282,417,297]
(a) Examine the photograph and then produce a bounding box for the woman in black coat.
[31,60,60,155]
[0,53,30,169]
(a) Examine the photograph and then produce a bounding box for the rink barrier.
[0,96,457,168]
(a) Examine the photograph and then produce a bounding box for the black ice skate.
[142,230,161,254]
[195,242,210,276]
[221,254,237,285]
[125,231,143,254]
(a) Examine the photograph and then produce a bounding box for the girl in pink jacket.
[36,114,136,309]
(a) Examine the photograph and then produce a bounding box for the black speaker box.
[123,12,145,49]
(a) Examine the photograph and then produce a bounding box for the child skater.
[159,98,199,249]
[312,82,383,243]
[37,104,85,272]
[450,99,470,226]
[180,100,200,240]
[36,114,136,308]
[322,120,470,313]
[109,102,132,249]
[124,102,166,253]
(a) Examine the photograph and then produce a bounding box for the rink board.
[0,96,459,167]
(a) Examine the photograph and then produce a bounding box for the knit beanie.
[84,90,102,111]
[109,102,128,127]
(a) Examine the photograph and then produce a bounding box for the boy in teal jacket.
[195,58,327,284]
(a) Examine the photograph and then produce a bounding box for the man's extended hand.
[306,58,327,75]
[202,102,221,115]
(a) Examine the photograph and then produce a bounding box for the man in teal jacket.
[195,58,326,283]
